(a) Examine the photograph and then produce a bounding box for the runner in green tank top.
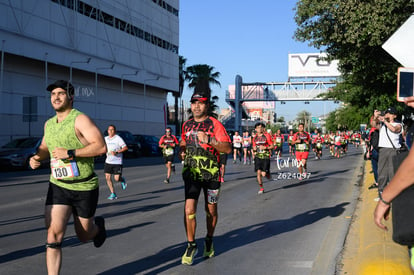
[29,80,107,275]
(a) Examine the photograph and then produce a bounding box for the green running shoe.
[203,238,215,258]
[181,243,198,265]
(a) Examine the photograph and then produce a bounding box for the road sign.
[382,14,414,67]
[311,117,319,124]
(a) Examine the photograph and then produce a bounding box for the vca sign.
[288,53,341,78]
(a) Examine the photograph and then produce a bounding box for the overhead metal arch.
[226,75,338,132]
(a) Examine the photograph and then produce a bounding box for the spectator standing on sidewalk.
[104,124,128,200]
[368,116,380,189]
[374,108,402,194]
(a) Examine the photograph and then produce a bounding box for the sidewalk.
[339,160,413,274]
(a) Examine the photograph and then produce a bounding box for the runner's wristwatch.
[67,150,76,159]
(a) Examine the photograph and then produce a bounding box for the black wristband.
[379,193,391,205]
[207,135,211,144]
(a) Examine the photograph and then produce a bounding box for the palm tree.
[179,56,187,97]
[296,110,312,131]
[185,64,221,118]
[177,56,188,135]
[185,64,221,100]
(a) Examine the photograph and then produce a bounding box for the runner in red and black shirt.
[312,131,324,160]
[158,127,179,184]
[353,132,361,148]
[292,123,311,179]
[252,122,274,194]
[179,92,231,265]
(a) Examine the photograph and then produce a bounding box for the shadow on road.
[98,202,349,274]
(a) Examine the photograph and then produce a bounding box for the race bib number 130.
[51,158,80,180]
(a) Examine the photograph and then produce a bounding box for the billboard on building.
[288,53,341,78]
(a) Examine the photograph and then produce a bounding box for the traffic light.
[273,113,277,123]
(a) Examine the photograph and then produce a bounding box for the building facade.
[0,0,179,145]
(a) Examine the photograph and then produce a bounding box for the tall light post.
[69,57,91,82]
[95,64,114,118]
[44,52,49,116]
[143,76,160,134]
[0,40,5,95]
[121,70,139,120]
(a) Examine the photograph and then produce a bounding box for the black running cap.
[385,106,397,115]
[47,80,75,97]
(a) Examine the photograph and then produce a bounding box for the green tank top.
[45,109,98,191]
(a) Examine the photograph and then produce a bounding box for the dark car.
[134,134,162,156]
[0,137,49,170]
[103,130,142,158]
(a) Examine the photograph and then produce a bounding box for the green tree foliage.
[296,110,312,124]
[326,105,368,132]
[294,0,414,128]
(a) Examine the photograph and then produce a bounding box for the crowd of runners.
[230,127,363,164]
[158,123,365,195]
[224,124,365,194]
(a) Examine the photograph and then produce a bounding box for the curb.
[339,160,413,274]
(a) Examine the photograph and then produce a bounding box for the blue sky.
[174,0,339,121]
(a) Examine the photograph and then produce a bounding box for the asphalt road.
[0,145,364,275]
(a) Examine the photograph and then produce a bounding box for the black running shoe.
[93,216,106,248]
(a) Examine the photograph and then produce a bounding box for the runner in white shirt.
[104,125,128,200]
[232,131,243,164]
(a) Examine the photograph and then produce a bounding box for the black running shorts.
[45,182,99,218]
[254,157,270,173]
[104,163,123,175]
[184,178,220,202]
[163,155,174,163]
[219,154,228,166]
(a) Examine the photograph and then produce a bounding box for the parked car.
[103,130,141,158]
[134,134,162,156]
[0,137,49,170]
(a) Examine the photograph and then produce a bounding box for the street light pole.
[95,64,114,118]
[69,57,91,83]
[0,40,5,95]
[143,76,160,134]
[121,70,139,120]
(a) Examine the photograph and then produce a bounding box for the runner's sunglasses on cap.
[190,93,209,103]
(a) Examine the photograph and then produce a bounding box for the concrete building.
[0,0,179,145]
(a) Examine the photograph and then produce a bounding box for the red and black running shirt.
[159,135,179,156]
[181,116,230,182]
